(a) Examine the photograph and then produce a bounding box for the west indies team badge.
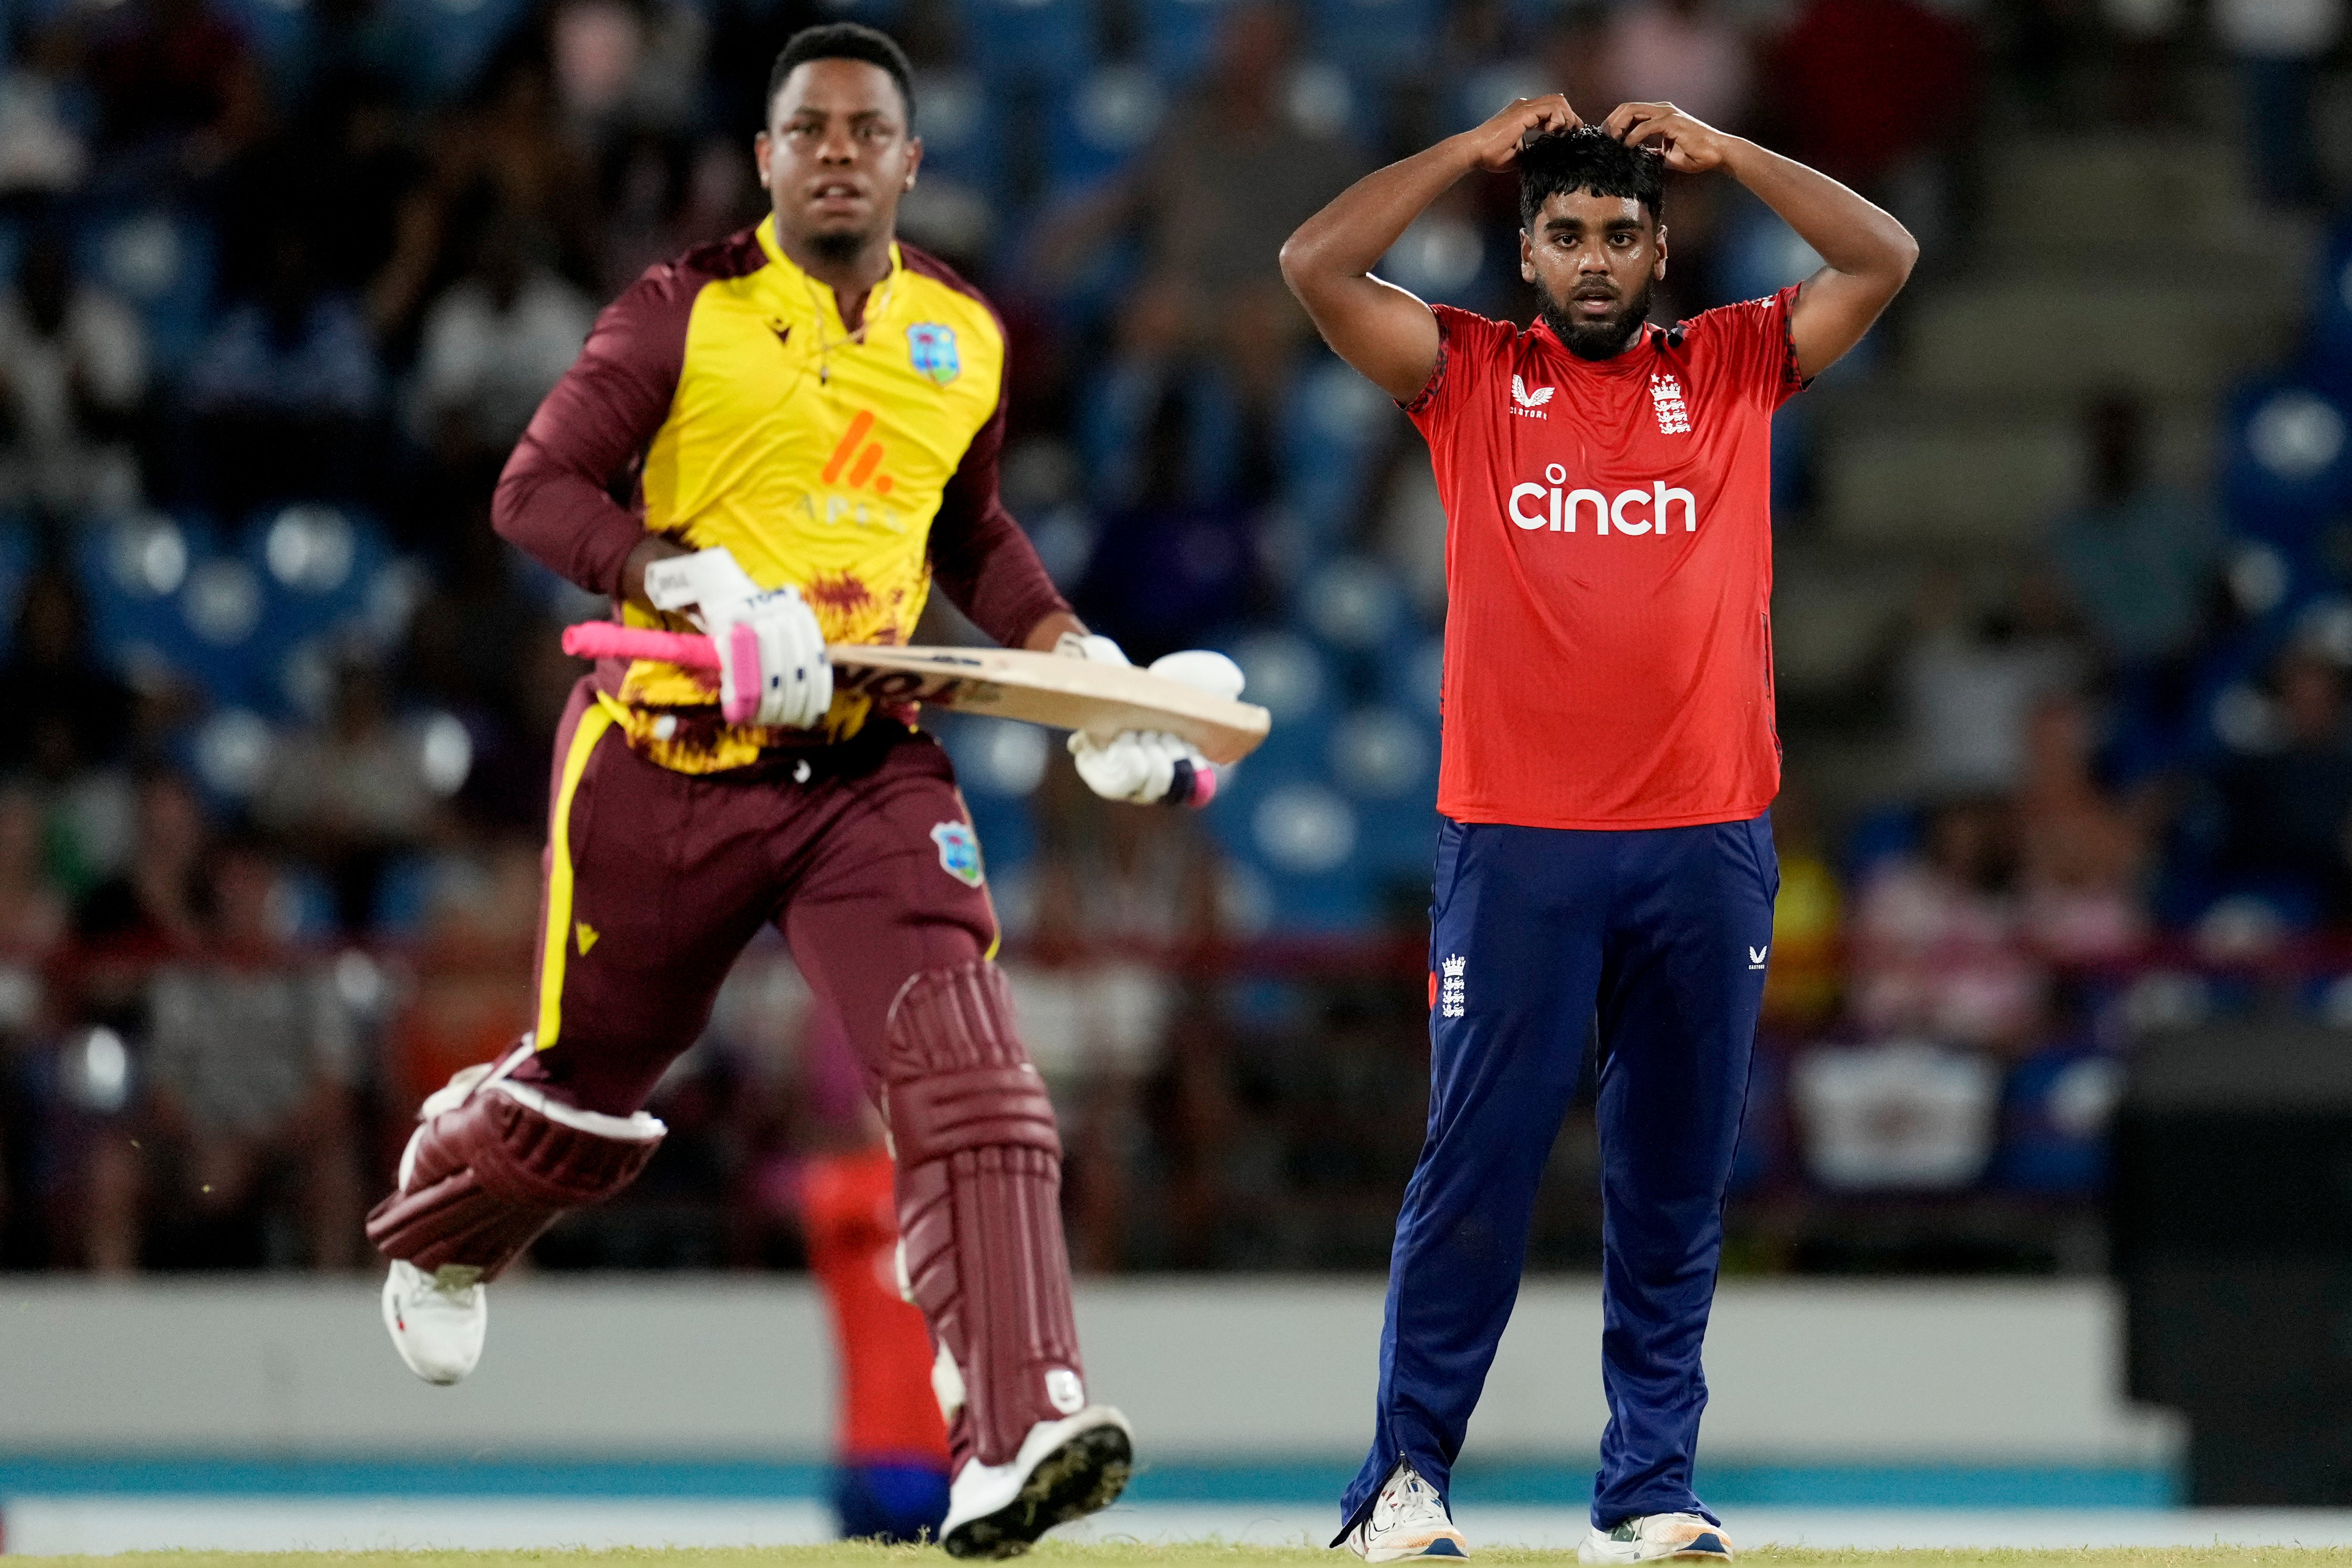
[907,322,960,386]
[931,820,985,887]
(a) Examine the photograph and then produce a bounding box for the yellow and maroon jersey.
[496,217,1068,773]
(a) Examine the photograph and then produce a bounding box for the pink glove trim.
[720,621,763,724]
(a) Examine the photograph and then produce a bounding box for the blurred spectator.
[1595,0,1754,131]
[1851,795,2049,1053]
[0,230,150,512]
[81,0,267,180]
[217,69,433,331]
[1073,360,1264,659]
[2214,0,2341,206]
[420,53,602,313]
[2016,693,2148,960]
[1761,0,1975,245]
[74,772,210,958]
[1761,782,1842,1028]
[2046,392,2221,675]
[1899,571,2087,795]
[255,661,449,931]
[181,222,384,515]
[0,788,69,957]
[411,216,596,482]
[0,34,93,196]
[84,837,363,1272]
[0,570,138,784]
[1044,3,1364,409]
[2208,646,2352,920]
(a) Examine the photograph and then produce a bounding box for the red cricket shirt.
[1407,285,1804,829]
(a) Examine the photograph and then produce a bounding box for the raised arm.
[1601,102,1918,380]
[1280,96,1577,402]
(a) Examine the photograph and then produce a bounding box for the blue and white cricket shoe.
[1578,1513,1734,1562]
[1341,1462,1469,1561]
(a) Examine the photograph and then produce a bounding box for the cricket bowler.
[363,24,1236,1555]
[1280,101,1916,1562]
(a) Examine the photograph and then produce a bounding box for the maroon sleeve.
[492,263,697,596]
[926,382,1071,648]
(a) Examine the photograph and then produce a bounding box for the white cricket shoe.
[380,1258,487,1385]
[940,1404,1133,1558]
[1340,1461,1469,1561]
[1578,1513,1733,1563]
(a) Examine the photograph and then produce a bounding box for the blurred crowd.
[0,0,2345,1274]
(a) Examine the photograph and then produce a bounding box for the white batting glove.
[642,546,764,631]
[714,587,832,728]
[1059,634,1244,808]
[643,548,831,728]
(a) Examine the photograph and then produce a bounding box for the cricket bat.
[560,622,1271,766]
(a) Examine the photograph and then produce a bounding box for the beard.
[806,224,871,265]
[1539,279,1655,360]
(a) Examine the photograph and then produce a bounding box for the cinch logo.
[1507,463,1698,535]
[821,410,896,498]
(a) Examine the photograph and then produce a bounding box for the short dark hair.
[1518,126,1665,230]
[766,22,916,128]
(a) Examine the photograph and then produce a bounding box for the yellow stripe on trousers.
[536,699,619,1050]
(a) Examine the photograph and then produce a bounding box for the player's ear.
[754,130,772,190]
[1520,228,1536,284]
[1652,221,1668,281]
[902,134,923,191]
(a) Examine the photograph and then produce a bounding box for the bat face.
[558,623,1270,765]
[832,660,1009,709]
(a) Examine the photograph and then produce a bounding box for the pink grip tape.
[560,622,721,670]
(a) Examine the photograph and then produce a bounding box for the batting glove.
[715,587,832,729]
[1059,634,1245,807]
[641,545,765,630]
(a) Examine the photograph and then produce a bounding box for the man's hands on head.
[1602,101,1737,174]
[1057,632,1245,808]
[1463,94,1580,171]
[641,545,834,729]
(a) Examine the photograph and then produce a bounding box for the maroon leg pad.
[366,1077,664,1281]
[885,961,1085,1469]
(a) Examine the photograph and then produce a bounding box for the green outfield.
[15,1547,2352,1567]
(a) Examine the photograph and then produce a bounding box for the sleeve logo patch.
[931,820,985,887]
[907,322,961,386]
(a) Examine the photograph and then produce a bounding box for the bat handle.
[562,622,722,670]
[1169,758,1217,811]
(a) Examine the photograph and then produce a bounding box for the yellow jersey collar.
[755,214,904,335]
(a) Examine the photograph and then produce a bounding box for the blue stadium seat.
[238,503,392,672]
[1303,0,1442,83]
[1135,0,1233,81]
[1989,1047,2120,1196]
[75,508,207,678]
[1327,703,1437,881]
[1278,354,1398,543]
[0,514,36,662]
[2221,376,2352,546]
[1044,66,1166,198]
[909,70,1005,206]
[951,0,1099,88]
[385,0,537,101]
[2306,215,2352,397]
[73,204,218,377]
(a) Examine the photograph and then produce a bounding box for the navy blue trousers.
[1339,813,1777,1534]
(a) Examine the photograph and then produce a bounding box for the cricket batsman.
[1280,103,1915,1561]
[363,24,1234,1555]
